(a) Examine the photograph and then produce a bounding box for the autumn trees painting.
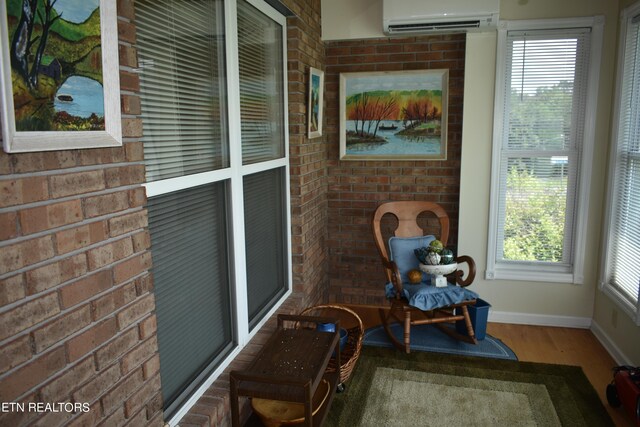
[340,70,449,160]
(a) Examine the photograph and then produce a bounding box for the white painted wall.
[322,0,640,363]
[321,0,382,40]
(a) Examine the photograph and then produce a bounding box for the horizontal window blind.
[243,168,287,329]
[137,0,229,181]
[147,183,233,413]
[608,12,640,308]
[497,29,590,264]
[238,0,285,165]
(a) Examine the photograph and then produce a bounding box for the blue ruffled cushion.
[388,235,435,283]
[385,282,478,311]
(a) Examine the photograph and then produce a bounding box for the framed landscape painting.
[339,69,448,160]
[0,0,121,153]
[308,67,324,138]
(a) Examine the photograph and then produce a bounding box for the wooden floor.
[347,305,634,426]
[487,322,633,427]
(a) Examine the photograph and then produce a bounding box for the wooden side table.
[230,314,341,427]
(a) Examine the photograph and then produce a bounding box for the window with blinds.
[147,183,233,410]
[136,0,291,419]
[602,5,640,325]
[244,168,287,329]
[238,0,285,164]
[136,0,229,182]
[488,18,602,282]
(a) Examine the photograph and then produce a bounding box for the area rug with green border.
[326,346,613,426]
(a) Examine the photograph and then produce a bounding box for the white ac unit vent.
[383,0,500,35]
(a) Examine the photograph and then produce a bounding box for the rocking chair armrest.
[382,259,404,298]
[453,255,476,287]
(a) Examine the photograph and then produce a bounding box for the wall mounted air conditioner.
[383,0,500,35]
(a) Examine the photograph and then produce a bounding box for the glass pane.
[243,168,288,329]
[506,33,588,152]
[136,0,229,181]
[500,157,570,262]
[238,0,285,164]
[147,183,233,411]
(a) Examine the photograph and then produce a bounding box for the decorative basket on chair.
[299,304,364,388]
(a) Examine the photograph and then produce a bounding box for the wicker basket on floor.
[299,304,364,384]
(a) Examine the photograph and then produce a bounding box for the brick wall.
[0,1,163,426]
[286,0,329,308]
[324,34,467,305]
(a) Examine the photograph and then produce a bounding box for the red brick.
[116,293,155,330]
[66,317,118,362]
[83,191,130,218]
[125,406,149,425]
[10,151,77,173]
[124,374,161,418]
[0,211,18,240]
[33,305,92,353]
[0,293,60,341]
[25,254,88,295]
[91,283,137,321]
[138,314,157,340]
[77,147,126,166]
[146,391,163,420]
[49,170,105,198]
[67,402,101,427]
[0,347,66,401]
[128,187,147,207]
[0,393,39,426]
[0,176,49,208]
[55,221,109,254]
[119,44,138,68]
[121,336,158,374]
[0,274,25,306]
[122,118,143,138]
[0,335,32,375]
[142,354,160,380]
[0,235,55,272]
[87,237,134,270]
[19,199,83,234]
[113,252,152,284]
[117,0,136,20]
[101,370,144,414]
[122,95,142,116]
[100,406,126,426]
[119,71,140,92]
[0,153,10,174]
[95,327,139,370]
[108,210,148,237]
[60,270,113,309]
[132,231,151,254]
[41,356,95,402]
[118,20,136,44]
[124,140,144,161]
[73,362,121,403]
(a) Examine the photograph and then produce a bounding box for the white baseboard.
[488,310,592,329]
[590,320,633,366]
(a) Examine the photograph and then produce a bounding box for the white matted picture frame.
[308,67,324,138]
[0,0,121,153]
[339,69,448,161]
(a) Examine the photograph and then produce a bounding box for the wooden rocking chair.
[372,201,478,353]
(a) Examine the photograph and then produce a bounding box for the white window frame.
[599,1,640,326]
[486,17,603,284]
[142,0,291,424]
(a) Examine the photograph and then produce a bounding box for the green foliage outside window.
[503,168,567,262]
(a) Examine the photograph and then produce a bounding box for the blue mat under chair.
[364,323,518,360]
